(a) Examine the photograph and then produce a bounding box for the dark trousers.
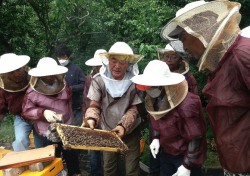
[150,152,160,175]
[149,122,160,175]
[72,108,83,126]
[160,152,202,176]
[102,127,140,176]
[88,150,103,176]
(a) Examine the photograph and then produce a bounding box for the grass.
[0,114,15,143]
[204,150,221,168]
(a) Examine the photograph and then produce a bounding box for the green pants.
[103,127,140,176]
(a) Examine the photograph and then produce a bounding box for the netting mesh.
[199,12,241,71]
[145,80,188,120]
[157,40,187,59]
[30,74,66,95]
[183,10,221,48]
[0,66,30,92]
[161,1,241,71]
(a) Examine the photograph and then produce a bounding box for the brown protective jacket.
[150,92,207,169]
[203,35,250,173]
[87,74,142,134]
[0,88,25,116]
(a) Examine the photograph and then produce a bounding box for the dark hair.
[54,44,72,58]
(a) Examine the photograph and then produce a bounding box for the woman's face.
[179,31,206,60]
[161,51,182,71]
[108,57,129,80]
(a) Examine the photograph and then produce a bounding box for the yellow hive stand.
[0,149,63,176]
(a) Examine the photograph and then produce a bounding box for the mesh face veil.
[30,74,66,95]
[0,66,30,92]
[161,1,241,71]
[145,80,188,120]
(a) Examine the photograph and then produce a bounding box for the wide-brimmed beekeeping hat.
[0,53,30,92]
[161,1,241,71]
[131,60,185,86]
[29,57,68,77]
[85,49,107,66]
[157,44,175,54]
[0,53,30,74]
[101,42,143,64]
[131,60,188,120]
[157,39,186,60]
[240,26,250,38]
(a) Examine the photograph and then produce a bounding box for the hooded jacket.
[22,85,73,136]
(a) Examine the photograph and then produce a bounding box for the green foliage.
[138,44,162,72]
[188,59,208,106]
[203,150,221,168]
[140,143,150,166]
[1,0,249,73]
[0,114,15,142]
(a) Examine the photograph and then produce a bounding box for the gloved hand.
[150,139,160,159]
[43,110,62,123]
[172,165,191,176]
[46,123,61,142]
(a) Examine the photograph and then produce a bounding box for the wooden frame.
[56,124,128,154]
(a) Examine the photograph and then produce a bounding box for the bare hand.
[111,125,125,138]
[81,118,87,127]
[81,119,95,130]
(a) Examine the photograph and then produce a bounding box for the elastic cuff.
[182,163,191,170]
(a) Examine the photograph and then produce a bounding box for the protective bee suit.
[161,0,250,174]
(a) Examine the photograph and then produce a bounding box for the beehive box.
[56,124,128,154]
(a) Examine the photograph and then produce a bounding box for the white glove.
[172,165,190,176]
[43,110,62,123]
[149,139,160,159]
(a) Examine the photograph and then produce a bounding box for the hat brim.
[161,1,210,40]
[28,66,68,77]
[131,72,185,86]
[167,25,185,39]
[85,57,103,66]
[101,53,143,64]
[0,55,30,74]
[157,48,171,53]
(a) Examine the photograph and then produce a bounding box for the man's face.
[58,54,69,61]
[108,57,129,80]
[7,66,27,83]
[161,51,181,71]
[41,75,57,85]
[179,31,206,60]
